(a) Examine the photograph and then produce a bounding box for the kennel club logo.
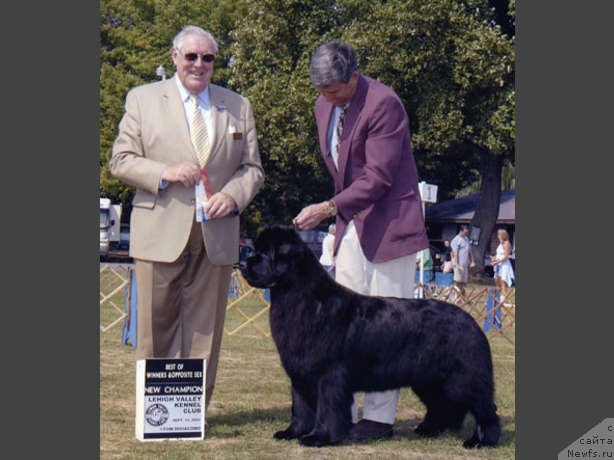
[145,403,169,426]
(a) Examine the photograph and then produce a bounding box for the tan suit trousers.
[134,220,233,407]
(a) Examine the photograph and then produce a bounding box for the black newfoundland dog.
[240,225,500,448]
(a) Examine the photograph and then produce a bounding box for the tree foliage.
[228,1,347,233]
[341,0,514,186]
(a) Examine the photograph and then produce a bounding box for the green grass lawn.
[101,286,515,459]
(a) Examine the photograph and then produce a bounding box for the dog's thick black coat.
[240,225,500,448]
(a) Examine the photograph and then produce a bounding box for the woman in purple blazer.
[293,41,429,441]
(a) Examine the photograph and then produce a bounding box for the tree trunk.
[470,148,502,278]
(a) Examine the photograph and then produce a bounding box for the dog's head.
[239,224,318,289]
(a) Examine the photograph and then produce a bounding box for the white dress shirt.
[174,74,214,142]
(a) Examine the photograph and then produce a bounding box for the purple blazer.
[315,74,428,263]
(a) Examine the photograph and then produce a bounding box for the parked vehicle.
[100,198,122,257]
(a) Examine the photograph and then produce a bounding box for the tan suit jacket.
[110,78,264,265]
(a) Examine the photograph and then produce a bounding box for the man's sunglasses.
[177,49,216,63]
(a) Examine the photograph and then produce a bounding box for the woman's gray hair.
[172,25,218,53]
[309,41,357,87]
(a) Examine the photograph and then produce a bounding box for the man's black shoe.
[348,419,393,441]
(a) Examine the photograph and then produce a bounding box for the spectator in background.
[319,223,336,276]
[416,247,434,283]
[491,228,515,300]
[451,225,475,298]
[442,239,453,273]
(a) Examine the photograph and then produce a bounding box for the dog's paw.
[462,433,498,448]
[462,436,479,449]
[273,428,298,440]
[415,422,444,438]
[299,433,328,447]
[462,428,484,448]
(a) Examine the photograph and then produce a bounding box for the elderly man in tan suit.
[110,25,264,407]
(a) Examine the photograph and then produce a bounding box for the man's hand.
[161,162,201,188]
[204,192,238,219]
[293,202,330,230]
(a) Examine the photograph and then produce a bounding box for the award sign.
[194,179,210,222]
[135,358,206,441]
[195,168,213,222]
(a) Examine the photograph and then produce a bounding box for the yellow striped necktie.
[190,95,211,167]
